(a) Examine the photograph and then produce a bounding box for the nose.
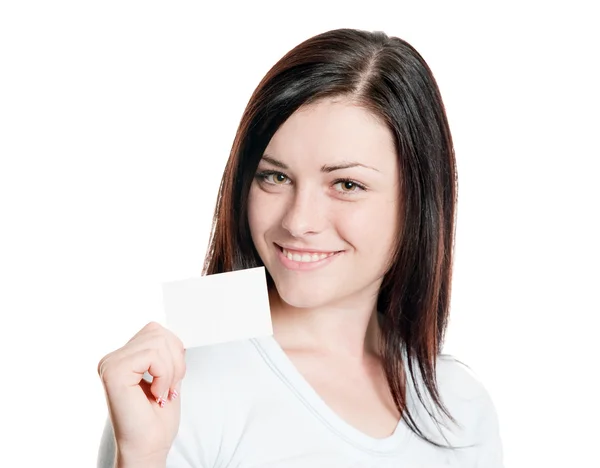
[281,187,325,237]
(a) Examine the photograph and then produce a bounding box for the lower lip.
[276,246,342,271]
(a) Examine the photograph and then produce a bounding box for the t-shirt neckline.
[252,335,412,455]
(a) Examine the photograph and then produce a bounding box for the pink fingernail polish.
[156,396,166,408]
[170,390,179,400]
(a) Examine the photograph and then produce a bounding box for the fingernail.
[170,389,179,400]
[157,390,169,408]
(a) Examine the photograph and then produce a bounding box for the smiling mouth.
[276,244,342,263]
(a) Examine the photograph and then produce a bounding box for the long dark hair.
[203,28,459,448]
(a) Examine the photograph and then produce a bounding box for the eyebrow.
[260,154,380,173]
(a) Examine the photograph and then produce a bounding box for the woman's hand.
[97,322,186,466]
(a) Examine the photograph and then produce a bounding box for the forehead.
[264,97,397,167]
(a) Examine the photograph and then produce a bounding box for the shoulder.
[404,353,503,462]
[433,354,500,430]
[169,338,273,466]
[435,354,491,402]
[406,352,495,409]
[433,354,504,465]
[437,355,504,465]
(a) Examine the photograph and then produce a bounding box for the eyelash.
[255,170,367,194]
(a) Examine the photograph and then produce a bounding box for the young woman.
[97,28,503,467]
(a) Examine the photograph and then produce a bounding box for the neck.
[268,287,382,361]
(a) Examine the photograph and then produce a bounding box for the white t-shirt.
[97,336,503,467]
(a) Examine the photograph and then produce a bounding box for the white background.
[1,2,598,467]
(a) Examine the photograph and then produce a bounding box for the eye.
[255,170,290,185]
[333,179,366,193]
[270,173,289,184]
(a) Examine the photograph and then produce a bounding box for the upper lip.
[275,243,342,254]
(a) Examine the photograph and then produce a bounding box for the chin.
[272,279,333,309]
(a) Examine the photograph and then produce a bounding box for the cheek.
[247,186,263,240]
[337,199,399,256]
[247,186,280,243]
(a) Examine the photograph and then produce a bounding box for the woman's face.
[248,97,400,310]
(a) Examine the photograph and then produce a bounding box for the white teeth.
[282,248,336,263]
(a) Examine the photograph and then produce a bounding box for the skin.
[247,96,403,437]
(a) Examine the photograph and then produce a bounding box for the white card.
[162,266,273,349]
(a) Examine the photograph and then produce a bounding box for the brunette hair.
[203,28,459,448]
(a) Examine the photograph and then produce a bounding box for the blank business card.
[162,266,273,349]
